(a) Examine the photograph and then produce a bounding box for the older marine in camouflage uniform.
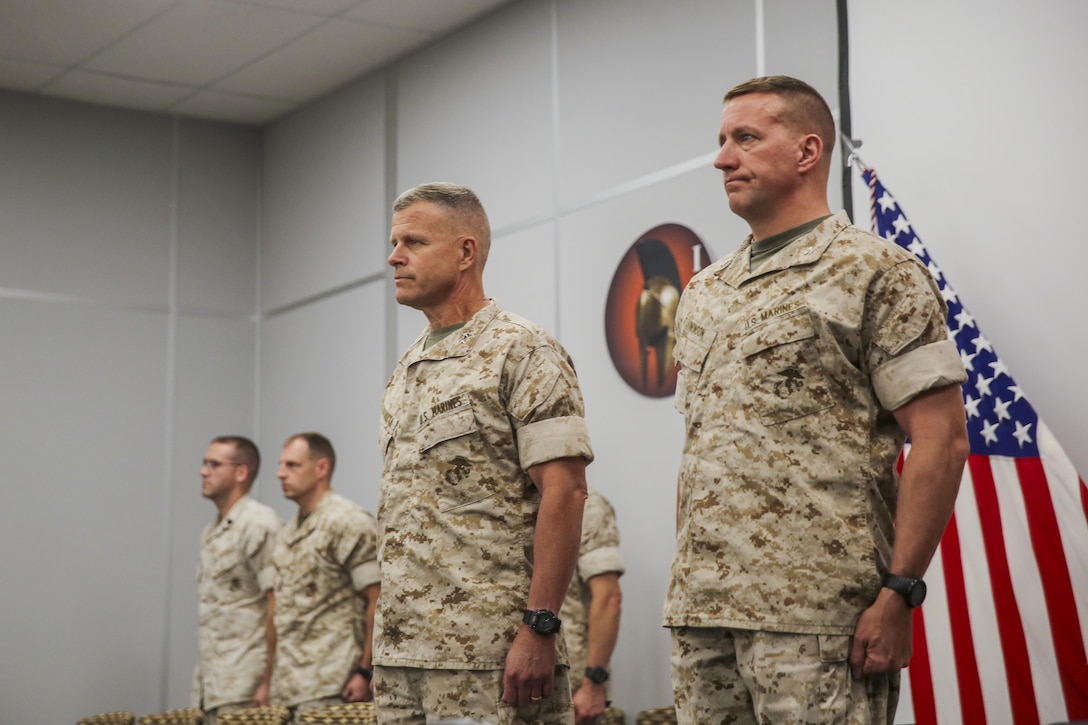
[376,183,593,725]
[665,77,969,725]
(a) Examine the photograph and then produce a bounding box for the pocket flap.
[418,403,477,453]
[673,328,715,371]
[740,310,815,357]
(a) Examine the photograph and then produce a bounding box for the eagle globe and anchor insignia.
[605,224,713,398]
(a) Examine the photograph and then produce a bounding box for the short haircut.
[285,432,336,478]
[210,435,260,487]
[393,182,491,267]
[723,75,836,153]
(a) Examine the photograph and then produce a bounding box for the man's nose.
[388,243,404,266]
[714,143,734,170]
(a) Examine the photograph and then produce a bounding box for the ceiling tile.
[83,0,325,86]
[344,0,510,32]
[0,57,66,91]
[231,0,362,15]
[215,18,427,101]
[0,0,175,66]
[0,0,514,124]
[43,70,194,113]
[171,88,296,125]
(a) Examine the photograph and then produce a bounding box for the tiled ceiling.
[0,0,514,125]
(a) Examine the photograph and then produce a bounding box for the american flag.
[863,168,1088,725]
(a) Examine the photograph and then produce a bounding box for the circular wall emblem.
[604,224,713,398]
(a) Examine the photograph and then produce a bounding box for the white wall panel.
[262,75,388,312]
[259,281,387,518]
[0,300,170,724]
[764,0,844,212]
[0,92,172,306]
[177,120,261,314]
[555,0,755,208]
[396,0,554,231]
[484,221,559,336]
[764,0,838,106]
[556,166,746,715]
[848,0,1088,475]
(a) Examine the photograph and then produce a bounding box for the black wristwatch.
[522,608,562,635]
[585,666,610,684]
[882,573,927,608]
[354,666,373,681]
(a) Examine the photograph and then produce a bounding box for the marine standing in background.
[269,432,381,724]
[193,435,282,725]
[562,487,624,725]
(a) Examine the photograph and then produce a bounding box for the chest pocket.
[276,537,336,622]
[418,402,477,454]
[739,309,833,425]
[673,325,716,416]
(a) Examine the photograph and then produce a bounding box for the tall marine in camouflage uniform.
[193,436,282,725]
[664,76,970,724]
[561,486,624,725]
[269,433,381,724]
[375,182,593,725]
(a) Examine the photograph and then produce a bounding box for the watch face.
[536,611,561,634]
[908,579,927,608]
[524,609,561,634]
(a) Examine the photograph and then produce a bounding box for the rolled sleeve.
[256,562,276,593]
[351,559,381,591]
[579,545,625,581]
[872,338,966,411]
[517,415,594,469]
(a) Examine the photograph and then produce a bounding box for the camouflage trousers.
[374,666,573,725]
[669,626,899,725]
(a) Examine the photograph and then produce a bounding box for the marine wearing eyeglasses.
[193,435,283,725]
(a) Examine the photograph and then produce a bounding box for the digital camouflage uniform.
[375,300,593,723]
[664,212,966,722]
[193,495,282,712]
[561,486,625,692]
[270,491,380,708]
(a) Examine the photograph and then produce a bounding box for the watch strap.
[882,573,926,608]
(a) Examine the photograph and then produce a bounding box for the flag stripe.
[991,457,1064,725]
[955,462,1015,724]
[909,607,938,725]
[968,456,1040,725]
[924,537,967,725]
[936,513,987,724]
[1015,457,1088,718]
[1037,424,1088,670]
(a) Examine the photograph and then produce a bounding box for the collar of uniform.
[408,299,500,363]
[287,490,336,545]
[716,211,850,287]
[211,494,251,534]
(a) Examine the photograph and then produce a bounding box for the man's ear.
[459,236,479,270]
[797,133,823,174]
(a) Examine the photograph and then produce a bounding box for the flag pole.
[839,132,869,171]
